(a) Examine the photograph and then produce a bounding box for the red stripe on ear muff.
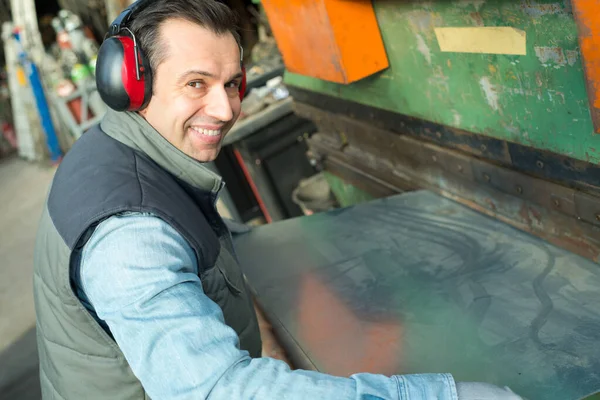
[118,36,147,111]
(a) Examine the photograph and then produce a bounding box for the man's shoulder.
[46,128,145,250]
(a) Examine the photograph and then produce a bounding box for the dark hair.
[130,0,241,75]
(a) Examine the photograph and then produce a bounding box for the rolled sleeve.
[396,373,458,400]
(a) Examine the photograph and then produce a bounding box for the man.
[33,0,523,398]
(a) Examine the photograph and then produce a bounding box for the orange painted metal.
[572,0,600,133]
[260,0,389,84]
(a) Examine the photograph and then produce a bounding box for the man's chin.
[188,147,221,163]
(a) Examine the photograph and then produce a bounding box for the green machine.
[243,1,600,399]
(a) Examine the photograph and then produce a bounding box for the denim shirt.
[74,212,459,400]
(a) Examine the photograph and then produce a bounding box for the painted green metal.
[284,0,600,164]
[323,171,376,207]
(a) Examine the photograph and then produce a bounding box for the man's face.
[140,19,243,162]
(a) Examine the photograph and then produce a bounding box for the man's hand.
[253,300,294,367]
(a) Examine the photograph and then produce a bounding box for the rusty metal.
[572,0,600,133]
[292,88,600,193]
[575,191,600,227]
[302,103,600,262]
[325,156,406,199]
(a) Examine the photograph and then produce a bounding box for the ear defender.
[96,33,153,112]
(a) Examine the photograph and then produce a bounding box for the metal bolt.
[536,160,544,168]
[255,159,262,165]
[516,185,523,194]
[480,144,487,152]
[457,165,464,172]
[596,214,600,222]
[432,155,438,162]
[436,132,442,139]
[553,199,561,208]
[483,173,491,182]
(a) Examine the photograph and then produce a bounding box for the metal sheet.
[235,191,600,400]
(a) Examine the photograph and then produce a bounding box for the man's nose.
[204,86,234,122]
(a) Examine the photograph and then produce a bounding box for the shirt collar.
[100,109,223,194]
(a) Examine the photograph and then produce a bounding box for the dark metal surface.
[235,191,600,400]
[290,87,600,194]
[232,110,318,221]
[236,145,287,221]
[301,103,600,263]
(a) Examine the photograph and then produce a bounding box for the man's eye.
[226,81,240,89]
[188,81,204,89]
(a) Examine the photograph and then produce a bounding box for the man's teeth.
[192,127,221,136]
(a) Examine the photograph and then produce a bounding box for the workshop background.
[1,0,600,399]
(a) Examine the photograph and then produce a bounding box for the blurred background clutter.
[0,0,331,223]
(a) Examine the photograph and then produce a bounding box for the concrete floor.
[0,156,55,399]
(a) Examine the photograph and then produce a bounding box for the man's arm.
[78,213,461,399]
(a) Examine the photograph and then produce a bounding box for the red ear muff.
[96,35,152,112]
[239,65,247,102]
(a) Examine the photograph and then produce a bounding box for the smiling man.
[33,1,523,399]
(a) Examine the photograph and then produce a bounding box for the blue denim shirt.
[74,212,459,400]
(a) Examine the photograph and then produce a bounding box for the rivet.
[432,155,438,162]
[516,185,523,194]
[596,214,600,222]
[480,144,487,152]
[255,159,261,165]
[457,165,464,172]
[536,160,544,168]
[553,199,561,208]
[483,173,491,182]
[436,132,442,139]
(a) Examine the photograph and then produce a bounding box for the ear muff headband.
[96,0,246,112]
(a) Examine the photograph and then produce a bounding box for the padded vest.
[33,121,261,399]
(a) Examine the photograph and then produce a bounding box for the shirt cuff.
[396,373,458,400]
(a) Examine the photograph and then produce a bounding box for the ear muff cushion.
[96,36,152,111]
[96,38,130,111]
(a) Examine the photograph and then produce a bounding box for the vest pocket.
[218,265,242,296]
